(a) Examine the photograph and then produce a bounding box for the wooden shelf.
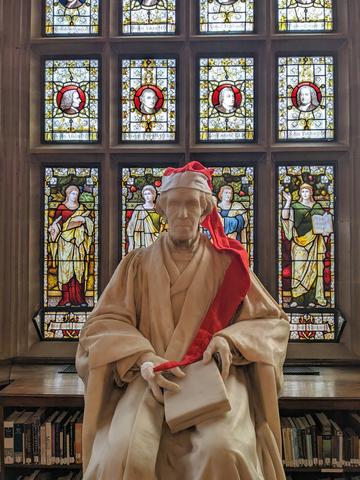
[0,365,359,480]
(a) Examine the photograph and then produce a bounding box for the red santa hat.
[154,161,251,373]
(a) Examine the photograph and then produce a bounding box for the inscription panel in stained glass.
[44,0,100,36]
[277,0,333,32]
[122,0,176,34]
[199,0,254,34]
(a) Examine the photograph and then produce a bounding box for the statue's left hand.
[202,337,232,381]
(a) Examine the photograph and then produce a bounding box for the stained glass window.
[199,0,254,34]
[42,166,99,340]
[43,57,100,143]
[120,166,168,257]
[43,0,100,36]
[121,0,176,35]
[121,58,177,142]
[277,164,339,341]
[209,166,255,268]
[199,57,255,142]
[277,0,334,32]
[277,56,335,141]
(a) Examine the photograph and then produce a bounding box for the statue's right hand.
[138,353,185,404]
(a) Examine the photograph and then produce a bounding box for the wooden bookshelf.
[1,365,360,480]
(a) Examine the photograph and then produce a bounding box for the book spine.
[51,420,56,465]
[69,419,75,464]
[54,421,60,465]
[40,423,46,465]
[4,420,14,464]
[24,421,33,464]
[45,421,52,465]
[13,421,23,464]
[32,419,40,464]
[323,433,332,466]
[317,434,323,466]
[75,421,82,464]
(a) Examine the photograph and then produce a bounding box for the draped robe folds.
[76,233,290,480]
[127,205,164,250]
[49,204,94,293]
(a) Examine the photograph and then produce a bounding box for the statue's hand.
[138,353,185,404]
[203,336,232,381]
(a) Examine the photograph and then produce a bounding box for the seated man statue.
[76,161,290,480]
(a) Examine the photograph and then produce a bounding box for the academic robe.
[76,233,290,480]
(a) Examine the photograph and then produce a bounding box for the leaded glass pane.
[289,312,336,341]
[121,167,167,256]
[42,166,99,340]
[209,166,255,269]
[43,58,100,143]
[121,58,177,142]
[44,0,100,36]
[199,57,255,142]
[199,0,254,34]
[277,56,335,141]
[277,0,334,32]
[121,0,176,35]
[278,165,336,341]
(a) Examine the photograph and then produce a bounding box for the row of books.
[4,408,83,466]
[281,412,360,468]
[287,476,360,480]
[14,471,82,480]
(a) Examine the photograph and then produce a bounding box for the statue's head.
[156,163,215,246]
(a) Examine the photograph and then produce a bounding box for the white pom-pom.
[140,361,155,382]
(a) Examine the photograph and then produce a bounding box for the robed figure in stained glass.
[281,183,331,307]
[217,185,248,250]
[48,185,94,307]
[127,184,165,251]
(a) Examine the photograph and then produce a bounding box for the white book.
[312,212,333,235]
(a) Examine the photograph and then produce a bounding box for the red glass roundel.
[291,82,322,112]
[56,85,86,116]
[211,84,242,114]
[133,84,164,115]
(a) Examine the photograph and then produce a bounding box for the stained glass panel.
[44,0,100,36]
[209,166,255,268]
[199,0,254,34]
[277,56,335,141]
[121,58,176,142]
[43,58,100,143]
[288,311,339,341]
[278,165,336,341]
[199,57,255,142]
[277,0,334,32]
[121,0,176,34]
[42,166,99,340]
[120,166,167,257]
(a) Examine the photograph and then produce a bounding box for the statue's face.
[164,188,204,243]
